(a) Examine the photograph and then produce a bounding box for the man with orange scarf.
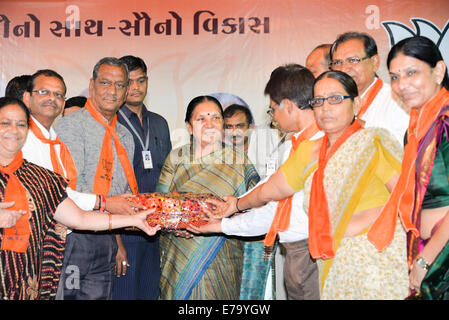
[189,64,323,300]
[54,58,139,300]
[329,32,409,145]
[22,69,138,215]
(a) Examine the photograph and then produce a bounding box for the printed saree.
[156,144,259,300]
[0,159,68,299]
[303,128,409,299]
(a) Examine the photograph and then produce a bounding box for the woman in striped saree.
[0,97,159,299]
[156,95,259,300]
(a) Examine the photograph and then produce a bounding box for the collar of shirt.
[360,77,378,98]
[121,104,151,121]
[31,115,58,140]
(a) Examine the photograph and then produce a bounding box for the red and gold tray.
[129,192,220,229]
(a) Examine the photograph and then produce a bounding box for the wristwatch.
[416,256,430,271]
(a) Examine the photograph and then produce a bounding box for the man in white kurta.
[329,32,409,145]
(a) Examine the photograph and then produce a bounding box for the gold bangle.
[108,212,112,231]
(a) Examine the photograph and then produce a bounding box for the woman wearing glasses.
[198,70,409,299]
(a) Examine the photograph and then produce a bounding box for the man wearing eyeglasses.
[54,58,144,300]
[22,70,98,212]
[219,64,322,300]
[329,32,409,145]
[21,68,140,300]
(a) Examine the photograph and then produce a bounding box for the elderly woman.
[204,71,409,299]
[156,95,259,300]
[0,97,159,300]
[373,36,449,299]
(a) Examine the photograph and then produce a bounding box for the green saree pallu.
[421,238,449,300]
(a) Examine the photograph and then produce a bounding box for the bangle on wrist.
[416,256,430,271]
[236,198,242,212]
[100,194,106,213]
[107,212,112,231]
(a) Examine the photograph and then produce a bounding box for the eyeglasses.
[32,89,66,101]
[330,56,371,68]
[309,95,354,108]
[267,107,274,118]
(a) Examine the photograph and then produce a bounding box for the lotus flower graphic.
[382,18,449,64]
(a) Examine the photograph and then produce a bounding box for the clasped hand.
[0,201,27,228]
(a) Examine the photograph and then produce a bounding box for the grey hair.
[92,57,129,82]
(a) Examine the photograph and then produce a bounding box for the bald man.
[305,44,331,78]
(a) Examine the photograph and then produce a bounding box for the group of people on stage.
[1,30,449,300]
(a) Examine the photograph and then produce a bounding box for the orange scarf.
[357,77,383,119]
[0,152,31,253]
[264,121,320,247]
[84,98,138,196]
[368,88,449,254]
[29,118,77,189]
[308,118,363,259]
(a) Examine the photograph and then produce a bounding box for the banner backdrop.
[1,0,448,146]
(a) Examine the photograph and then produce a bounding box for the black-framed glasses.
[267,107,274,118]
[330,56,371,68]
[309,95,354,108]
[32,89,66,101]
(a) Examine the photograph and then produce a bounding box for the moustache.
[41,100,58,108]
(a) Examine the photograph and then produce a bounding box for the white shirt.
[360,79,409,146]
[247,121,288,180]
[222,130,323,242]
[22,116,96,212]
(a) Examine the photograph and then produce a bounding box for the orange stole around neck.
[0,152,31,253]
[84,98,138,196]
[29,118,77,189]
[368,87,449,255]
[264,121,320,248]
[308,119,363,259]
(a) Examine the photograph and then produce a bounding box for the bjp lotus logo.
[382,18,449,64]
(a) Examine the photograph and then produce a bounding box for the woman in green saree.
[384,36,449,299]
[156,95,259,300]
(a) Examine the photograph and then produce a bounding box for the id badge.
[266,157,277,177]
[142,150,153,169]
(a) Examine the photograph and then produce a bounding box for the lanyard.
[269,132,288,157]
[119,109,150,151]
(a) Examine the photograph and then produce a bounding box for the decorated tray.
[129,192,221,229]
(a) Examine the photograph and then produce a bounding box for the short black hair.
[64,96,87,109]
[92,57,129,82]
[0,96,30,125]
[119,55,148,74]
[5,75,31,100]
[330,32,378,61]
[27,69,67,95]
[223,104,253,126]
[264,64,315,109]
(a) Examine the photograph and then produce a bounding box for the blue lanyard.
[119,109,150,151]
